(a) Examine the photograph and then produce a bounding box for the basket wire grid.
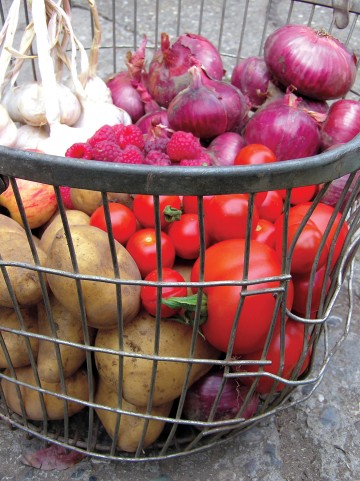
[0,0,359,462]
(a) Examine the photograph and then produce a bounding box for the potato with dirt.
[95,376,172,452]
[95,310,219,407]
[0,306,39,368]
[37,294,92,383]
[45,225,141,329]
[1,366,90,420]
[0,230,47,308]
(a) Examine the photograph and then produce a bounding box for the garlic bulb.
[0,103,17,147]
[3,82,82,127]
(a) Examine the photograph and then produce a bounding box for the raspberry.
[179,154,212,167]
[59,186,74,209]
[92,140,122,162]
[166,131,202,161]
[87,125,117,147]
[65,142,93,160]
[144,150,171,166]
[116,145,144,164]
[116,124,145,149]
[144,136,169,154]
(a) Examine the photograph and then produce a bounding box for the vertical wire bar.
[176,0,182,37]
[235,0,249,61]
[112,0,117,72]
[155,0,160,48]
[217,0,227,53]
[22,0,37,81]
[133,0,138,50]
[198,0,206,35]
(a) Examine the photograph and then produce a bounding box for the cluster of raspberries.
[65,124,213,167]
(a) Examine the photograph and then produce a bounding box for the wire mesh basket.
[0,0,359,462]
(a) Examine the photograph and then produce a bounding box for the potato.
[39,209,90,254]
[0,306,39,368]
[1,366,90,420]
[0,213,25,234]
[0,213,40,247]
[70,188,133,216]
[95,377,172,453]
[0,231,48,308]
[37,294,90,383]
[45,225,141,329]
[173,260,194,296]
[95,310,219,407]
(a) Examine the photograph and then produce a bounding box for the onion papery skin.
[168,66,247,140]
[147,32,224,108]
[321,99,360,150]
[182,369,259,423]
[264,24,357,100]
[231,56,273,109]
[207,132,247,166]
[135,109,170,135]
[107,72,145,122]
[244,95,321,161]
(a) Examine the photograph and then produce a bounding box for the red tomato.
[205,194,259,242]
[132,194,182,229]
[275,219,330,274]
[90,203,137,245]
[238,320,311,394]
[286,202,349,270]
[141,267,188,318]
[182,195,215,215]
[126,228,176,278]
[253,218,276,249]
[258,190,283,223]
[234,143,277,165]
[292,265,332,318]
[167,213,211,260]
[278,185,317,205]
[234,144,277,207]
[190,239,294,355]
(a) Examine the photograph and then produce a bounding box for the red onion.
[244,92,321,161]
[183,369,259,423]
[135,109,170,135]
[321,171,360,210]
[231,56,273,109]
[168,66,248,140]
[147,32,224,108]
[321,99,360,150]
[264,24,357,100]
[207,132,247,166]
[107,37,160,122]
[297,96,329,116]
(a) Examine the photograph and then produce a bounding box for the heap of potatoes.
[0,194,219,453]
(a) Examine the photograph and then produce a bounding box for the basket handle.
[332,0,350,28]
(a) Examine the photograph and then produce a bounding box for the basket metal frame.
[0,0,359,462]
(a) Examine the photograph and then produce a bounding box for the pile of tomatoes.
[89,144,349,394]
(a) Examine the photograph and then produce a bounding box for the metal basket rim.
[1,135,360,196]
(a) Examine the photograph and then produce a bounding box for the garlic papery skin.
[0,104,17,147]
[15,124,49,151]
[83,75,113,104]
[38,122,93,157]
[74,98,132,131]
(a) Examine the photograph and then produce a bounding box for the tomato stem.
[163,205,183,223]
[162,293,208,328]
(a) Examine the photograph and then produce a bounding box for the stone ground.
[0,0,359,480]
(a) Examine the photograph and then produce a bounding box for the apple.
[0,178,58,229]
